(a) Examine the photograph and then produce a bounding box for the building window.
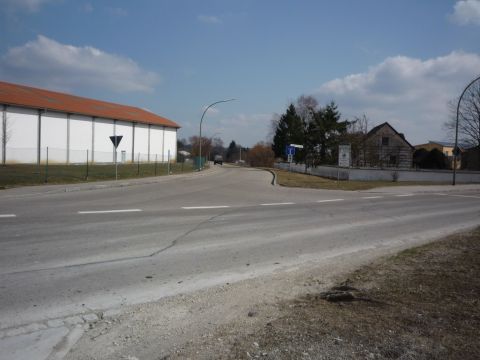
[382,137,389,146]
[389,155,397,165]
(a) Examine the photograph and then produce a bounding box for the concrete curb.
[267,169,277,186]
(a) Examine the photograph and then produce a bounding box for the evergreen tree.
[272,104,303,160]
[310,101,348,164]
[226,140,238,162]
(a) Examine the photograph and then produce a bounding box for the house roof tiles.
[0,81,180,129]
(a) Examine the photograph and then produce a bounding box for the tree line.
[271,95,360,166]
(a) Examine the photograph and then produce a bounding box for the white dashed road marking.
[182,206,230,210]
[260,202,295,206]
[361,196,383,199]
[317,199,344,203]
[395,194,414,197]
[450,194,480,199]
[0,214,16,218]
[78,209,143,214]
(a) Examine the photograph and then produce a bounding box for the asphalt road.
[1,165,480,331]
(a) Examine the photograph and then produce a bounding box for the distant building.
[359,122,414,168]
[414,141,465,169]
[0,81,180,164]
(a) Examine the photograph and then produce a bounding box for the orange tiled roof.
[0,81,180,128]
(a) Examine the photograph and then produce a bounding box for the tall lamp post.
[453,75,480,185]
[199,99,235,170]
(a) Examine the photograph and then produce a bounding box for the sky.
[1,0,480,147]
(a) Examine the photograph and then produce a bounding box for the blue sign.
[286,145,295,156]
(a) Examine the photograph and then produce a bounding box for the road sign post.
[109,135,123,180]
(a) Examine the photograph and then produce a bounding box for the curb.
[266,169,277,186]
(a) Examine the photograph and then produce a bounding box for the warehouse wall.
[42,111,68,163]
[164,128,177,162]
[4,106,38,163]
[150,125,164,162]
[1,104,177,164]
[69,114,92,163]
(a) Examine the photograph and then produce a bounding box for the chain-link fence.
[0,147,195,188]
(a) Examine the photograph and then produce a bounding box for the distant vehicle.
[213,155,223,165]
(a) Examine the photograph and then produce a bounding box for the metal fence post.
[86,149,89,180]
[167,150,170,175]
[137,152,140,175]
[155,154,158,176]
[45,147,49,183]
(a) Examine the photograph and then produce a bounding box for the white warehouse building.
[0,81,180,165]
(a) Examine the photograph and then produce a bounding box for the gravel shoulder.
[65,227,480,360]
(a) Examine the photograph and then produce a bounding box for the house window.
[389,155,397,165]
[382,137,389,146]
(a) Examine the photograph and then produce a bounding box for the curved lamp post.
[199,99,235,170]
[453,75,480,185]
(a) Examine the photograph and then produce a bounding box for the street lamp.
[199,99,235,170]
[453,75,480,185]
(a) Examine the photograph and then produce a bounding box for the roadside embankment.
[177,227,480,359]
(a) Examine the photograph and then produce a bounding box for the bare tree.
[267,113,280,143]
[445,77,480,148]
[345,114,369,167]
[296,95,318,123]
[247,141,275,167]
[189,136,212,157]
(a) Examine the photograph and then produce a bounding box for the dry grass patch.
[274,168,444,191]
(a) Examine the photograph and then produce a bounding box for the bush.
[247,142,275,167]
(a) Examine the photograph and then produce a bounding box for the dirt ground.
[66,228,480,360]
[176,228,480,360]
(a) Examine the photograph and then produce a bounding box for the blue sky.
[1,0,480,146]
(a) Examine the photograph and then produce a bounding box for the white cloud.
[450,0,480,25]
[106,7,127,17]
[316,51,480,144]
[197,15,222,24]
[82,3,93,13]
[218,113,272,146]
[0,35,160,93]
[1,0,54,12]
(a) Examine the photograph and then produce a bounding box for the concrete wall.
[150,125,164,162]
[1,104,177,164]
[115,121,133,163]
[4,106,38,163]
[164,128,177,162]
[275,162,480,183]
[69,115,92,163]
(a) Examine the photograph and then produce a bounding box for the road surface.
[0,165,479,358]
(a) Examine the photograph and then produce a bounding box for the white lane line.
[182,206,230,210]
[0,214,16,218]
[78,209,142,214]
[450,194,480,199]
[395,194,414,197]
[434,193,448,196]
[260,202,295,206]
[361,196,383,199]
[317,199,344,203]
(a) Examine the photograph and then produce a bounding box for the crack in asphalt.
[1,209,234,277]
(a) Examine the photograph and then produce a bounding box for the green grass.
[273,168,446,191]
[0,162,197,189]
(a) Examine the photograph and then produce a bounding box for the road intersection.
[1,165,479,359]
